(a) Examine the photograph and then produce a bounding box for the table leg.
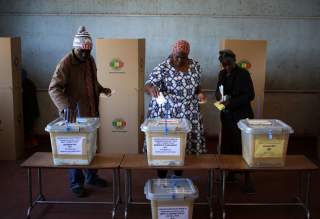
[112,169,118,219]
[208,169,214,219]
[124,169,129,219]
[221,170,226,219]
[128,170,133,202]
[37,168,45,201]
[298,171,303,199]
[117,168,122,204]
[295,172,304,205]
[26,168,32,219]
[304,172,311,219]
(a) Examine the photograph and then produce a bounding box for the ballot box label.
[158,206,188,219]
[56,136,84,155]
[254,138,284,158]
[152,137,180,156]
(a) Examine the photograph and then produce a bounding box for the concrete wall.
[0,0,319,136]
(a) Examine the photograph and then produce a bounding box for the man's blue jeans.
[69,168,98,189]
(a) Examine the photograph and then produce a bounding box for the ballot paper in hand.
[156,92,166,105]
[219,85,228,102]
[214,101,225,111]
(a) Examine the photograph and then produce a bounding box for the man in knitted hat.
[49,26,111,197]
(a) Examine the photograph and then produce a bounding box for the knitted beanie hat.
[73,26,92,50]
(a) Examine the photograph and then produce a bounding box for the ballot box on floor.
[145,178,199,219]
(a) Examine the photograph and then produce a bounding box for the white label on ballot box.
[56,136,84,155]
[152,137,180,156]
[158,206,188,219]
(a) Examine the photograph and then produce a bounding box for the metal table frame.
[121,154,218,219]
[219,155,318,219]
[22,152,122,219]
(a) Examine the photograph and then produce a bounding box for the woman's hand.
[220,100,230,107]
[102,87,112,96]
[198,92,207,103]
[145,83,159,98]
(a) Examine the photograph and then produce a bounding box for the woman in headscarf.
[145,40,207,178]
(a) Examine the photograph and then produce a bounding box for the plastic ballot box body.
[238,119,294,167]
[141,118,191,166]
[145,178,198,219]
[45,118,100,165]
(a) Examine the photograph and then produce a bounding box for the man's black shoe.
[71,187,88,197]
[87,177,108,188]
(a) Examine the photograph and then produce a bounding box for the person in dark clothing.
[215,49,256,193]
[22,69,40,148]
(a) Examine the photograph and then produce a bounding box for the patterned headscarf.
[172,40,190,55]
[73,26,93,50]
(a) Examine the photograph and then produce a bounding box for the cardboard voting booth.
[96,39,145,153]
[0,37,24,160]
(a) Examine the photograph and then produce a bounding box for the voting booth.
[96,39,145,153]
[0,37,24,160]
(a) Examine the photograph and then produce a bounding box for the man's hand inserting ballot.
[64,107,77,123]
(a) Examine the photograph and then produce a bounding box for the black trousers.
[220,111,242,155]
[220,111,253,185]
[157,170,183,178]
